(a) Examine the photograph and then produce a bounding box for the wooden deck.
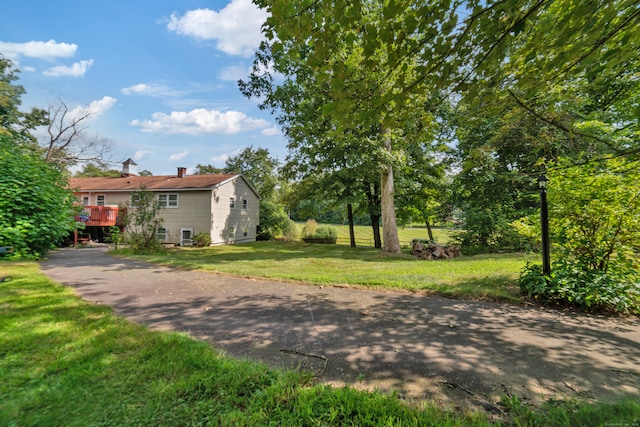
[76,206,126,227]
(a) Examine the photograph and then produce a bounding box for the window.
[82,196,89,206]
[242,199,247,210]
[229,227,235,239]
[156,227,167,242]
[230,197,235,209]
[96,195,106,206]
[158,193,178,208]
[243,226,248,237]
[131,193,141,207]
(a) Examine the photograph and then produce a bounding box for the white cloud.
[22,66,36,72]
[210,149,241,166]
[169,151,189,162]
[167,0,268,57]
[209,153,229,164]
[0,39,77,60]
[261,126,280,136]
[121,83,185,97]
[43,59,94,77]
[134,150,152,161]
[68,96,117,119]
[129,108,270,135]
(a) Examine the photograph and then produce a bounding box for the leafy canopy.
[0,134,75,258]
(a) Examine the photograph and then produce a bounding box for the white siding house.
[69,162,260,245]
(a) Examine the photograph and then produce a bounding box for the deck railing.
[76,206,126,226]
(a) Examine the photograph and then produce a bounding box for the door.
[180,228,193,246]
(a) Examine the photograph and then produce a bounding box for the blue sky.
[1,0,285,175]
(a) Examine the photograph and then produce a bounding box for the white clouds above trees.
[129,108,270,135]
[0,39,77,60]
[167,0,267,57]
[0,40,92,77]
[43,59,94,77]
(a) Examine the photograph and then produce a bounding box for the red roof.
[69,174,240,192]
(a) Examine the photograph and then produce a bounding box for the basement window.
[156,227,167,242]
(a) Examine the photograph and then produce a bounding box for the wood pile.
[411,240,462,260]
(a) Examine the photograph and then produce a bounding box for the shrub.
[302,224,337,244]
[193,233,211,247]
[301,219,318,237]
[282,219,299,241]
[256,200,290,241]
[315,225,337,239]
[519,260,640,314]
[0,134,75,258]
[123,187,164,254]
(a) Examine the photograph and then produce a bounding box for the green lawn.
[126,241,532,302]
[2,261,638,426]
[325,223,454,247]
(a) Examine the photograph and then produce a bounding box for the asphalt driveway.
[40,246,640,410]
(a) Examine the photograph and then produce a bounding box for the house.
[69,159,260,246]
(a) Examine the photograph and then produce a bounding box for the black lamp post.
[538,174,551,277]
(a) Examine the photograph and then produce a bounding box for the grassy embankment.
[131,238,532,303]
[2,261,639,426]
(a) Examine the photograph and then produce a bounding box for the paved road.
[40,247,640,410]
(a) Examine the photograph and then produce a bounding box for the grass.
[2,261,639,426]
[325,223,453,247]
[122,241,533,303]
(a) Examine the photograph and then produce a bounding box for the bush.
[123,188,164,254]
[282,219,299,241]
[519,260,640,314]
[301,219,318,237]
[256,200,290,241]
[0,135,75,258]
[192,233,211,247]
[302,223,337,244]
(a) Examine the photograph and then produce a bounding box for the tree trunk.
[381,134,401,253]
[426,220,434,241]
[347,203,356,248]
[364,180,382,248]
[371,213,381,248]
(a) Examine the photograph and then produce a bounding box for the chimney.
[177,167,187,178]
[121,158,138,177]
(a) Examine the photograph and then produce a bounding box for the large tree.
[223,146,280,199]
[222,146,289,240]
[0,134,75,258]
[42,100,113,168]
[243,9,436,252]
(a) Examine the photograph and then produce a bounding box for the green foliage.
[518,157,640,314]
[194,163,223,174]
[107,226,122,249]
[192,232,211,247]
[73,163,120,177]
[520,261,640,315]
[223,146,279,200]
[301,219,318,237]
[256,200,290,241]
[282,219,300,241]
[123,187,164,253]
[548,157,640,275]
[303,225,338,244]
[501,394,640,427]
[0,134,75,258]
